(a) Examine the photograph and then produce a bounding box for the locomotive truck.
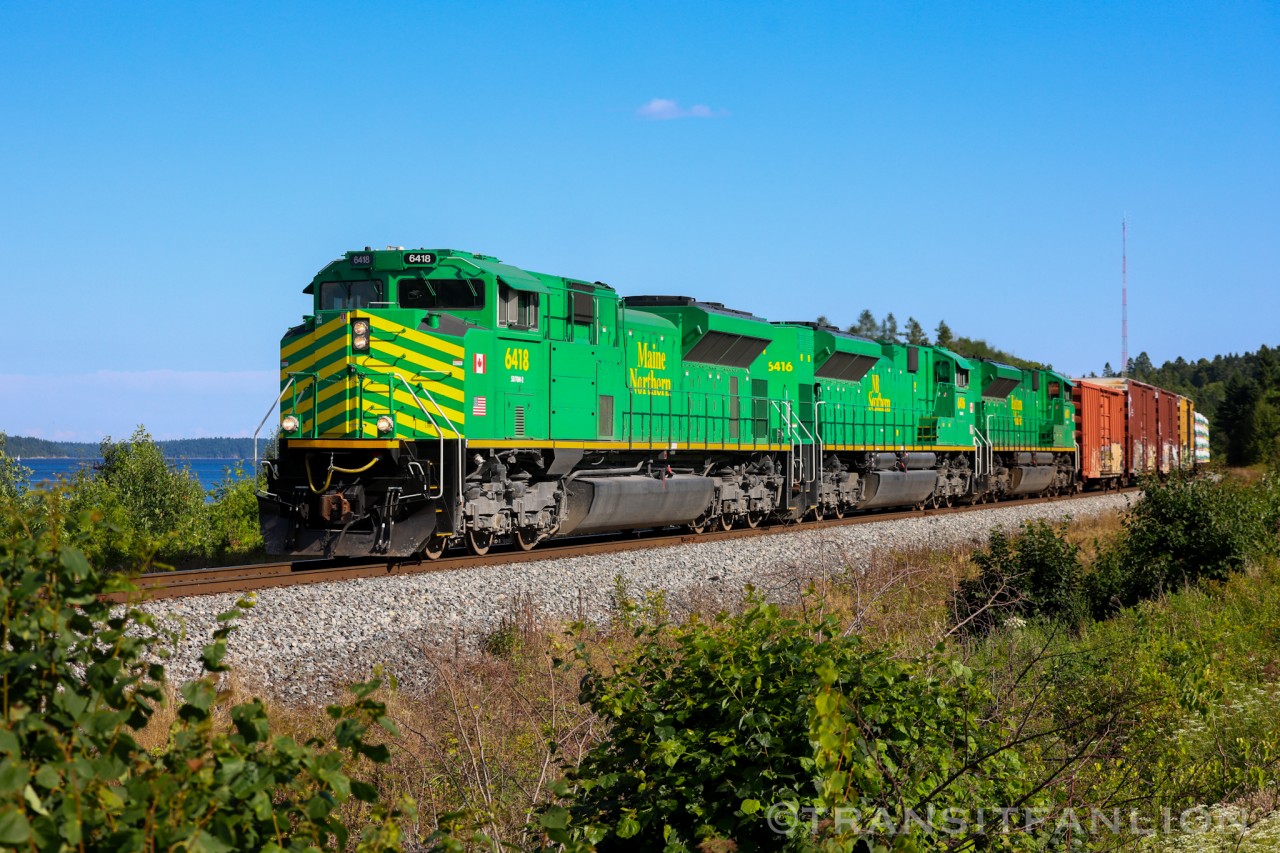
[255,247,1184,559]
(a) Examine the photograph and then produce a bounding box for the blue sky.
[2,1,1276,441]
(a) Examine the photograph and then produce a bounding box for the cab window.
[499,284,539,330]
[318,280,382,311]
[399,277,485,311]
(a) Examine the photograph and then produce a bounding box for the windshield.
[399,277,485,311]
[318,280,382,311]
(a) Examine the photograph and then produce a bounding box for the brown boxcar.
[1094,378,1160,477]
[1073,380,1126,486]
[1126,380,1160,476]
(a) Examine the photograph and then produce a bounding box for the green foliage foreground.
[0,493,411,851]
[549,601,1043,852]
[1,426,264,569]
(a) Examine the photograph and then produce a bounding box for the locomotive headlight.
[281,415,300,433]
[352,319,370,352]
[376,415,394,434]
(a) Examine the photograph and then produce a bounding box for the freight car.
[1078,377,1201,487]
[255,248,1193,558]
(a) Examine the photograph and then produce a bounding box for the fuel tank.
[857,469,938,509]
[1007,466,1056,496]
[560,475,715,535]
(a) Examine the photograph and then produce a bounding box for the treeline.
[2,434,255,459]
[820,310,1049,370]
[1120,345,1280,465]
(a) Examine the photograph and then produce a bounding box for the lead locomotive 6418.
[257,248,1202,558]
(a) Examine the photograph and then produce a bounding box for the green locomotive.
[257,248,1078,557]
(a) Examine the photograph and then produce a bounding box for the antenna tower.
[1121,216,1128,376]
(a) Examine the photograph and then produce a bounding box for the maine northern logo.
[868,375,892,411]
[629,341,672,397]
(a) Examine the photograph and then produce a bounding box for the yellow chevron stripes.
[280,316,346,361]
[354,357,465,402]
[354,399,458,439]
[280,335,349,382]
[359,343,462,383]
[366,314,465,359]
[310,383,464,438]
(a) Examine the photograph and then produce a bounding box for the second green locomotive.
[257,248,1078,557]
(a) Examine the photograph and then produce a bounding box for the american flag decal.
[472,396,487,416]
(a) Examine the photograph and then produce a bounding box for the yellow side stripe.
[287,439,401,449]
[468,440,792,451]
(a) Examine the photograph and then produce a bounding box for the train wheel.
[688,514,708,535]
[422,534,447,561]
[745,511,764,529]
[718,514,734,531]
[833,503,845,519]
[515,528,539,552]
[467,529,493,557]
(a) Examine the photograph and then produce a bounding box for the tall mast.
[1121,216,1128,376]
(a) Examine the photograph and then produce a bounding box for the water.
[21,458,250,494]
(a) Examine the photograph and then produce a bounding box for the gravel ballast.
[141,493,1134,702]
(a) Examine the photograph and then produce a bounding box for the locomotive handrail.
[389,371,462,505]
[253,376,296,471]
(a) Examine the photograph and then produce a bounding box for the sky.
[1,1,1276,441]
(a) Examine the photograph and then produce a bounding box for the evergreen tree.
[880,312,900,342]
[1102,362,1115,377]
[904,317,929,346]
[1218,373,1260,465]
[816,314,831,328]
[935,320,954,348]
[850,309,878,337]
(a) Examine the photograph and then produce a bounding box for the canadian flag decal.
[474,353,486,374]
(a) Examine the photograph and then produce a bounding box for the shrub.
[67,427,214,567]
[206,462,265,558]
[1088,473,1280,616]
[551,597,1044,851]
[952,521,1086,635]
[0,435,30,503]
[0,491,411,851]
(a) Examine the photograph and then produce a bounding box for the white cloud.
[636,98,729,121]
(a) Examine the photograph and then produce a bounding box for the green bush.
[550,597,1044,851]
[952,520,1087,635]
[0,492,411,851]
[1088,473,1280,617]
[67,427,213,567]
[207,462,265,558]
[0,435,31,504]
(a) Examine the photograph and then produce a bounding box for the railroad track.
[118,488,1137,601]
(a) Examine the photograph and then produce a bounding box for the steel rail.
[115,488,1137,602]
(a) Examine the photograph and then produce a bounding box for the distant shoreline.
[3,435,257,460]
[15,455,247,460]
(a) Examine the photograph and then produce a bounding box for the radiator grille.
[514,405,526,438]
